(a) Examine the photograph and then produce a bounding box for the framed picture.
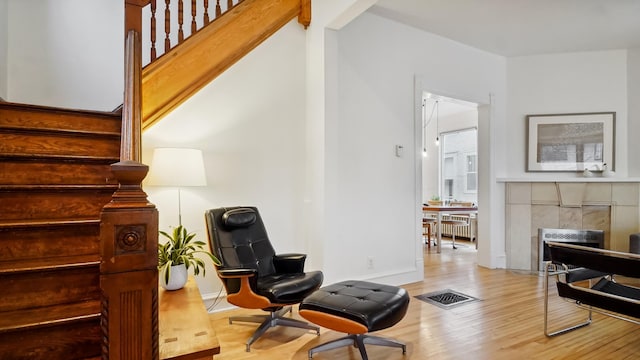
[526,112,615,172]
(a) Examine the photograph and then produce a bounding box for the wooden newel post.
[102,6,157,357]
[100,161,159,360]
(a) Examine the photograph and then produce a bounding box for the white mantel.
[498,177,640,183]
[504,180,640,272]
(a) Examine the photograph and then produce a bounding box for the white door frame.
[414,76,496,269]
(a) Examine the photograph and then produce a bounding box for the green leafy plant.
[430,195,441,201]
[158,225,221,284]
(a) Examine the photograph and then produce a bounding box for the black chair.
[204,206,324,351]
[543,242,640,337]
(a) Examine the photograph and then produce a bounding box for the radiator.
[438,215,474,240]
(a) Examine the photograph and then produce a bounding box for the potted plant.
[158,225,221,290]
[427,195,443,206]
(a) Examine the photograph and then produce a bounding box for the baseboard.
[325,267,423,288]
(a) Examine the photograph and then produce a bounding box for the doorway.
[421,92,479,251]
[422,93,478,205]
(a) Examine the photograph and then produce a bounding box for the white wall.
[323,11,507,285]
[302,0,372,279]
[7,0,122,111]
[142,20,308,305]
[628,48,640,177]
[0,0,7,99]
[506,50,629,178]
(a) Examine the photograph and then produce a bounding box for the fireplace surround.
[504,180,640,272]
[537,228,604,272]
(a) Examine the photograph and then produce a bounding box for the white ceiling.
[370,0,640,57]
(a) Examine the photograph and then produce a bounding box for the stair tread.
[0,184,118,191]
[0,101,121,118]
[0,153,120,162]
[0,218,100,229]
[0,125,120,137]
[0,300,101,333]
[0,254,100,274]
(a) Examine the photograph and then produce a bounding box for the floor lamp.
[147,148,207,226]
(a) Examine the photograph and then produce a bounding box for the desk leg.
[472,216,477,249]
[437,213,442,254]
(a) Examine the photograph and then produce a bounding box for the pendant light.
[422,99,428,157]
[435,100,440,146]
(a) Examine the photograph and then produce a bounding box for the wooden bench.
[160,276,220,359]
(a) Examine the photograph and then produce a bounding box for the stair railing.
[144,0,244,64]
[130,0,311,67]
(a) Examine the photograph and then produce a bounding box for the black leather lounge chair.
[204,206,324,351]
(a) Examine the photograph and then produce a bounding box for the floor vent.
[414,289,479,309]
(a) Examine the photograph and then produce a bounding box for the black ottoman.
[299,280,409,360]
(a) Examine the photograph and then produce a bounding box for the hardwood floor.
[208,239,640,359]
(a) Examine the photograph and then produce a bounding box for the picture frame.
[526,112,615,172]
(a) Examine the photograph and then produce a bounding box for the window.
[465,153,477,192]
[443,156,455,199]
[441,128,477,202]
[444,179,454,198]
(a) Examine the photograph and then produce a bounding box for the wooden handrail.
[123,0,312,130]
[136,0,310,63]
[141,0,307,129]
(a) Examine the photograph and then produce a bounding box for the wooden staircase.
[0,0,311,357]
[0,102,121,359]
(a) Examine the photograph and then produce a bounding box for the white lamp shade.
[147,148,207,187]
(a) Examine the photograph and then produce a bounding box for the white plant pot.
[160,263,188,290]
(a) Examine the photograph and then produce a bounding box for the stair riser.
[0,191,114,220]
[0,267,99,312]
[0,160,117,185]
[0,104,121,133]
[0,132,120,158]
[0,224,99,262]
[0,318,101,359]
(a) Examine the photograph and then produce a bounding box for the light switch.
[395,145,404,157]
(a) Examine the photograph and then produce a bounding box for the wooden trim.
[122,30,143,162]
[298,0,311,28]
[0,101,123,117]
[141,0,303,129]
[101,270,158,360]
[125,1,150,37]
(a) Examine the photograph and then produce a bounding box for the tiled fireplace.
[504,181,640,272]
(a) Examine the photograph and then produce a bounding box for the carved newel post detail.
[100,160,159,360]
